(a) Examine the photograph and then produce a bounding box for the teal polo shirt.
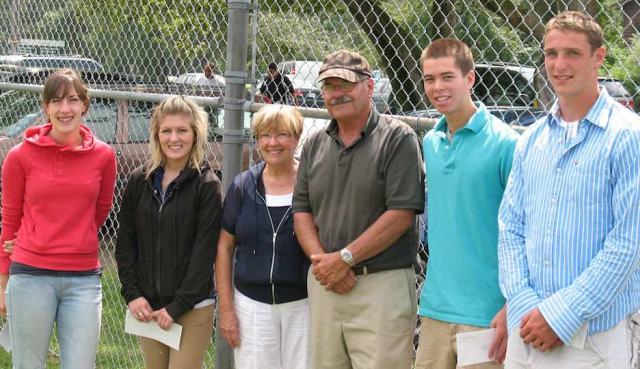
[419,103,518,327]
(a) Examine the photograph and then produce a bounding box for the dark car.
[489,107,548,126]
[598,77,634,110]
[474,62,538,107]
[404,106,547,127]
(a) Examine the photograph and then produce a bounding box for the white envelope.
[456,328,495,366]
[124,310,183,350]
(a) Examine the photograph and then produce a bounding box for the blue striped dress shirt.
[498,88,640,344]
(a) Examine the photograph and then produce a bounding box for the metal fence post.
[222,0,252,192]
[217,1,253,368]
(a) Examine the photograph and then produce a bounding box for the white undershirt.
[265,193,293,207]
[559,117,579,141]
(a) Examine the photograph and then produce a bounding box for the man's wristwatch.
[340,248,356,267]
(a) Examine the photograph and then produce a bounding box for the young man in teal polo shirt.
[414,38,518,369]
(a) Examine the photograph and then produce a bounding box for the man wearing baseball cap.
[293,50,425,369]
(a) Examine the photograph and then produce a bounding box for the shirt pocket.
[569,157,611,206]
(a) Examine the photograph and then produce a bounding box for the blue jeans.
[6,274,102,369]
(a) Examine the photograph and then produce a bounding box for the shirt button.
[544,260,550,266]
[551,198,556,203]
[546,229,551,234]
[56,169,63,175]
[56,162,63,167]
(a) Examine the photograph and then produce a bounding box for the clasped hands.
[310,251,356,294]
[128,297,174,330]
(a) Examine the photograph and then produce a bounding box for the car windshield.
[0,112,42,138]
[475,67,535,106]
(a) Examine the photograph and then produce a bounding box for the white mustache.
[328,96,353,106]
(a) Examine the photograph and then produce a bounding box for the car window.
[279,62,293,75]
[128,102,153,142]
[475,67,535,106]
[85,100,117,143]
[599,80,630,97]
[0,112,44,138]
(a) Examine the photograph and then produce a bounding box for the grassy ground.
[0,268,217,368]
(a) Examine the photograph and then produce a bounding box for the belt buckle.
[361,266,368,275]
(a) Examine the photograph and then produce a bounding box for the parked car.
[598,77,634,110]
[404,106,547,127]
[275,60,322,107]
[0,54,103,76]
[474,62,538,107]
[0,71,145,130]
[165,72,225,96]
[2,69,143,87]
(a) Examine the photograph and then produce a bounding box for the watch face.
[341,249,353,265]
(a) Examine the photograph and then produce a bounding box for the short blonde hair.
[146,96,209,177]
[252,104,303,140]
[545,11,603,52]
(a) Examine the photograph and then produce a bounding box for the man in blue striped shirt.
[498,11,640,369]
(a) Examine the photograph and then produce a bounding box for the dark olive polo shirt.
[293,109,425,269]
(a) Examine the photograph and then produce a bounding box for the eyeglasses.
[257,132,292,141]
[320,79,368,93]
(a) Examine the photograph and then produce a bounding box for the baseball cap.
[317,50,372,82]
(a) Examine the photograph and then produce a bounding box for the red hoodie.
[0,123,117,273]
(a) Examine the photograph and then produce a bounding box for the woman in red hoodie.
[0,69,117,368]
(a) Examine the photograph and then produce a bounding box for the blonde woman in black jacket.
[116,96,222,369]
[216,104,310,369]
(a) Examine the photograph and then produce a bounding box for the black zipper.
[152,188,175,297]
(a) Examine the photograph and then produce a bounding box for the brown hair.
[146,96,209,177]
[252,104,303,140]
[545,11,603,51]
[42,69,90,112]
[420,38,474,75]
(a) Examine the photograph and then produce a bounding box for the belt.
[351,265,401,276]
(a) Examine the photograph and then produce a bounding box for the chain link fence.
[0,0,638,367]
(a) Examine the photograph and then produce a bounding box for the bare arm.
[345,209,414,263]
[292,212,325,258]
[0,273,8,316]
[310,209,414,290]
[294,211,356,294]
[214,229,240,347]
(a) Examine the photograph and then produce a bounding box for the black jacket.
[222,161,309,304]
[259,73,294,103]
[116,163,222,319]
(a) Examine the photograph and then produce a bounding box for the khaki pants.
[140,304,214,369]
[307,267,416,369]
[505,317,639,369]
[415,316,503,369]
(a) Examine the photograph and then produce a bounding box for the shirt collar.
[433,102,489,134]
[546,87,612,129]
[325,106,378,139]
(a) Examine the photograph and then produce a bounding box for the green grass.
[0,268,217,368]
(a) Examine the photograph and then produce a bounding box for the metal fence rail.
[0,0,638,367]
